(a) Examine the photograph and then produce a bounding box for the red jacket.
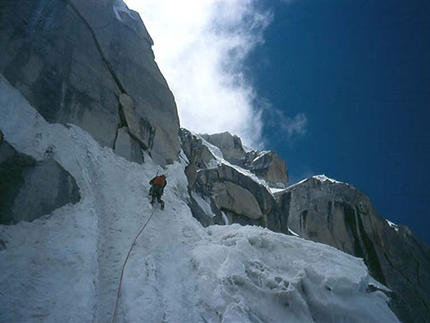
[150,175,167,188]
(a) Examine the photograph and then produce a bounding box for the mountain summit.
[0,1,429,322]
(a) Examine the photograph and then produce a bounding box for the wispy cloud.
[256,97,308,143]
[125,0,305,148]
[281,113,307,137]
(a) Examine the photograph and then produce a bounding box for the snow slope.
[0,76,399,322]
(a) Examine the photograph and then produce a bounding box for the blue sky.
[129,0,430,244]
[248,0,430,244]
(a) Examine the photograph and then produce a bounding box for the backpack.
[151,175,166,187]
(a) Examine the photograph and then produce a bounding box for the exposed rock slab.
[201,131,289,188]
[114,126,143,164]
[243,150,288,188]
[211,181,263,220]
[201,132,245,163]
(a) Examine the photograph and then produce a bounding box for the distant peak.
[312,174,344,184]
[287,174,346,190]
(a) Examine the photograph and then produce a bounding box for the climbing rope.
[111,207,157,323]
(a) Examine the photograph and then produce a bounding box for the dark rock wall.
[1,0,119,145]
[0,0,180,165]
[0,140,80,225]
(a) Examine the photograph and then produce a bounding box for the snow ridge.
[313,174,344,184]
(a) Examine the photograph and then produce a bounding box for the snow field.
[0,76,399,322]
[192,225,397,323]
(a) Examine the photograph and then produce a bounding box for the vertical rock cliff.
[0,0,180,165]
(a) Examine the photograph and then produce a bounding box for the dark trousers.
[151,185,163,203]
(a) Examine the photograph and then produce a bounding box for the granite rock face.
[243,150,289,188]
[211,181,263,220]
[180,129,277,227]
[201,132,245,164]
[281,176,430,323]
[198,131,289,187]
[0,140,80,224]
[197,164,275,226]
[0,0,180,165]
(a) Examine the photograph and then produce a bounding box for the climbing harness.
[111,208,157,323]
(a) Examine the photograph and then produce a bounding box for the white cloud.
[281,113,307,137]
[124,0,273,148]
[257,97,307,141]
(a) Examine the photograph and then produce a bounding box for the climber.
[149,174,167,210]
